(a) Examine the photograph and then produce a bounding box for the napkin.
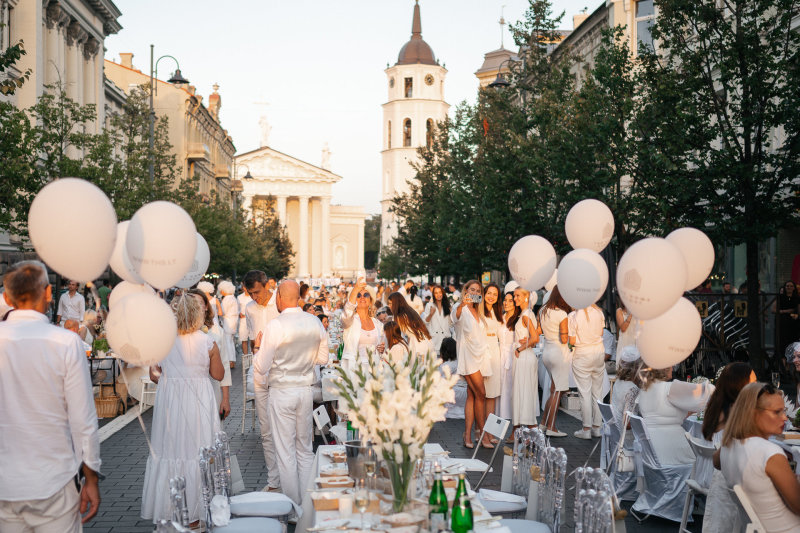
[478,489,526,504]
[210,494,231,526]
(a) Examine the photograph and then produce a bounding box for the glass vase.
[385,457,414,513]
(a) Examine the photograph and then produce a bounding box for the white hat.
[504,281,519,294]
[197,281,214,295]
[619,345,641,363]
[218,280,235,295]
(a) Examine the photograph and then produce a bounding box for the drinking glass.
[772,372,781,390]
[354,478,370,531]
[363,447,377,490]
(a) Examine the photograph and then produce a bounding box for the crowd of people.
[2,260,800,531]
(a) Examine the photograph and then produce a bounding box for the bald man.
[253,280,329,506]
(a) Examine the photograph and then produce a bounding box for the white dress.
[512,309,539,426]
[453,307,492,377]
[484,310,503,399]
[703,430,743,533]
[540,308,571,391]
[141,331,221,522]
[497,319,515,419]
[407,294,425,316]
[637,380,714,465]
[615,310,639,366]
[207,325,231,407]
[424,302,451,353]
[220,294,238,364]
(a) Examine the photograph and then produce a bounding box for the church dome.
[396,1,437,66]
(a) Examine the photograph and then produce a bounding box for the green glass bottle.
[450,491,473,533]
[428,465,448,530]
[453,471,467,506]
[336,343,344,361]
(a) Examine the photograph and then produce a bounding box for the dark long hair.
[701,362,753,441]
[539,285,572,322]
[505,291,520,331]
[482,283,503,323]
[430,284,451,317]
[388,292,431,341]
[383,320,408,350]
[409,285,418,301]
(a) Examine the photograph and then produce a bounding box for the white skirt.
[512,348,539,426]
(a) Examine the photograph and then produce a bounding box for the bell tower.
[380,1,449,249]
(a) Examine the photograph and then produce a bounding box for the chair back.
[242,353,253,373]
[574,488,614,533]
[598,402,613,425]
[597,402,619,470]
[684,431,716,489]
[733,484,766,533]
[627,412,661,468]
[313,404,331,430]
[168,476,189,527]
[484,414,510,440]
[538,446,568,532]
[511,426,547,497]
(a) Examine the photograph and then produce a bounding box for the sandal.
[462,432,474,449]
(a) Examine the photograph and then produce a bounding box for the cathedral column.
[321,197,331,277]
[298,196,309,277]
[276,195,287,226]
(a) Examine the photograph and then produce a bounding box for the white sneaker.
[546,429,567,437]
[591,427,602,438]
[574,429,592,440]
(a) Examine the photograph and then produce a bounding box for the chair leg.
[679,489,694,533]
[473,442,502,491]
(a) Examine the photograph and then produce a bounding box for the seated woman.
[440,337,467,419]
[610,346,644,445]
[637,366,714,464]
[383,320,410,365]
[718,382,800,532]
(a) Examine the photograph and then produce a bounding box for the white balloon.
[109,221,144,284]
[557,249,608,309]
[638,297,702,369]
[28,178,117,281]
[529,290,538,308]
[617,238,688,320]
[564,199,615,252]
[105,292,176,366]
[508,235,557,292]
[126,201,197,290]
[544,269,558,292]
[175,234,211,289]
[108,281,154,310]
[666,228,715,291]
[504,280,519,294]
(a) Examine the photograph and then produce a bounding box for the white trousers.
[0,481,80,533]
[254,381,280,489]
[572,346,605,428]
[267,386,314,506]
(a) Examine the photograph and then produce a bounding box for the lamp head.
[489,73,510,89]
[168,69,189,85]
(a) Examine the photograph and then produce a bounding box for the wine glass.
[362,447,377,490]
[354,478,370,531]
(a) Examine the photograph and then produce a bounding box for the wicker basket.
[95,395,122,418]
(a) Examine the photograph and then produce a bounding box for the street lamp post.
[149,44,189,185]
[488,57,516,89]
[230,163,253,285]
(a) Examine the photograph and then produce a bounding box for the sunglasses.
[357,293,370,299]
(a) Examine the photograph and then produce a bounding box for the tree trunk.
[746,238,764,376]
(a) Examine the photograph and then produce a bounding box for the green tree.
[0,27,31,95]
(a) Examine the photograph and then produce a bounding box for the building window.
[387,120,392,149]
[635,0,656,55]
[403,119,412,147]
[426,119,434,149]
[404,77,413,98]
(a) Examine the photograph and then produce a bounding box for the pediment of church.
[235,146,342,183]
[331,233,350,243]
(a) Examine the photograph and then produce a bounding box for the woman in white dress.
[482,283,504,425]
[497,291,516,420]
[718,382,800,532]
[615,300,639,369]
[383,320,410,365]
[219,281,239,369]
[423,284,451,353]
[637,366,714,464]
[388,292,433,360]
[700,362,755,533]
[340,279,382,375]
[511,287,540,430]
[406,285,425,316]
[141,293,225,525]
[569,304,606,439]
[538,286,572,437]
[453,280,493,449]
[189,289,231,419]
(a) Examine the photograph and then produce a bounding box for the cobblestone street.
[86,360,701,532]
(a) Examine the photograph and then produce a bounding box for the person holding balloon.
[569,303,607,439]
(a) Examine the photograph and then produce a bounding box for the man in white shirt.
[236,285,252,355]
[242,270,280,491]
[254,280,328,505]
[56,280,85,325]
[0,261,101,531]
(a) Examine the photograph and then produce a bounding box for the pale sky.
[105,0,595,214]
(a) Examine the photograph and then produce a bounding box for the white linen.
[56,291,84,323]
[484,310,503,398]
[0,480,82,532]
[0,310,100,501]
[512,309,538,425]
[237,292,252,342]
[540,308,571,391]
[268,386,314,507]
[570,306,606,428]
[423,302,451,352]
[615,311,639,366]
[497,322,514,419]
[453,306,491,376]
[245,292,279,342]
[339,302,382,373]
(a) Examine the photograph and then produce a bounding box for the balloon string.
[117,368,156,458]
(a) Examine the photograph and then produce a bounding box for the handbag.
[615,414,635,472]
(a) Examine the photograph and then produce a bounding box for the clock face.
[389,77,395,88]
[425,74,434,86]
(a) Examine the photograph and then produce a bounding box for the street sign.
[695,300,709,317]
[481,271,491,284]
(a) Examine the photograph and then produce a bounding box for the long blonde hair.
[171,292,204,335]
[460,280,485,324]
[722,382,781,447]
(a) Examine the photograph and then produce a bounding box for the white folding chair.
[679,431,716,532]
[471,414,510,490]
[628,413,693,522]
[312,404,335,445]
[241,353,256,434]
[598,401,637,502]
[140,375,157,413]
[597,402,614,470]
[733,484,767,533]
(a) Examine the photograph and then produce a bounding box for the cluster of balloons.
[28,178,212,367]
[507,198,713,370]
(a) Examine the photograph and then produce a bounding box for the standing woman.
[497,291,516,420]
[511,287,541,431]
[615,297,639,368]
[197,281,222,328]
[453,280,493,449]
[407,285,425,316]
[387,292,432,360]
[424,284,451,353]
[188,289,231,419]
[482,283,504,424]
[340,279,383,375]
[570,303,606,439]
[778,280,800,355]
[538,286,572,437]
[219,281,239,369]
[141,293,224,524]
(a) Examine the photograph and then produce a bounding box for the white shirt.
[568,305,605,354]
[0,310,101,501]
[245,291,279,341]
[57,291,85,322]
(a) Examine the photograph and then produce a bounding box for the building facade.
[236,146,367,280]
[105,55,236,202]
[380,1,449,249]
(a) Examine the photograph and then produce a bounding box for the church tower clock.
[380,0,449,249]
